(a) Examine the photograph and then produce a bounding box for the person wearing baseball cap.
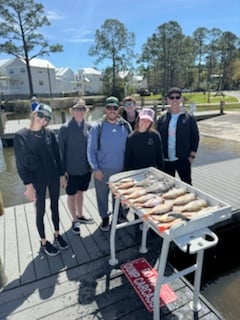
[14,103,69,257]
[124,107,164,171]
[156,87,199,185]
[58,98,93,235]
[87,95,132,231]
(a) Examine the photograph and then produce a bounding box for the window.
[20,68,25,73]
[39,80,44,86]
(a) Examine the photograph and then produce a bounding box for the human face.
[72,106,87,122]
[105,105,120,122]
[36,112,51,127]
[138,118,152,132]
[167,94,182,114]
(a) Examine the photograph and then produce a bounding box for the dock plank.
[24,202,51,280]
[3,206,20,288]
[14,204,35,285]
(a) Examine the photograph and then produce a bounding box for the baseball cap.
[139,108,155,122]
[105,96,119,107]
[167,87,182,97]
[34,103,52,120]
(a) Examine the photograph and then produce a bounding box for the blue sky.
[1,0,240,72]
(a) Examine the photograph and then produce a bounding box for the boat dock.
[0,187,225,320]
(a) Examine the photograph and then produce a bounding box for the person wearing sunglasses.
[87,96,132,231]
[58,99,93,235]
[14,103,69,257]
[156,87,199,185]
[121,96,139,130]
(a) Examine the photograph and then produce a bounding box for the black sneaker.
[100,217,110,232]
[54,234,69,250]
[77,216,94,224]
[72,221,81,234]
[41,241,60,256]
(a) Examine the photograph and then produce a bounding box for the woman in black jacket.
[14,104,68,257]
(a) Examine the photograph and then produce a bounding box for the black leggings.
[34,178,60,239]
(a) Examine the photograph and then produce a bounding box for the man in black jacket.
[156,87,199,185]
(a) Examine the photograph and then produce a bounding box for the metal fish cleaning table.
[108,167,232,320]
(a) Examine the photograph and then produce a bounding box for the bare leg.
[67,194,78,221]
[75,190,83,218]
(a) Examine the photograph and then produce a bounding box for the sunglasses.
[73,106,86,112]
[168,95,181,100]
[106,105,119,110]
[124,101,135,107]
[36,112,51,122]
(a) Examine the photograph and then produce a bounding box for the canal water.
[0,109,240,319]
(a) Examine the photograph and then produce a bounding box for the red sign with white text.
[121,257,177,312]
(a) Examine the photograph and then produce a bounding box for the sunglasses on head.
[36,112,51,122]
[73,106,86,112]
[106,105,119,110]
[168,95,181,100]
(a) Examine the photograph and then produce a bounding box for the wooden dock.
[0,182,228,319]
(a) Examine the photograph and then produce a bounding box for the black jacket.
[156,111,199,160]
[14,128,64,185]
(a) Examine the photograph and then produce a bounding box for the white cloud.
[46,11,64,21]
[63,28,94,43]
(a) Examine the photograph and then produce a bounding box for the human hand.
[94,170,104,180]
[24,184,36,202]
[60,175,67,189]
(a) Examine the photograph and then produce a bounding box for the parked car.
[138,88,151,96]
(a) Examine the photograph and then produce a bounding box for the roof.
[81,67,101,75]
[55,67,73,77]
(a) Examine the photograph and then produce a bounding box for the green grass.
[135,92,240,111]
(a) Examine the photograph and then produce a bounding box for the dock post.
[220,100,225,115]
[0,111,6,136]
[60,111,66,124]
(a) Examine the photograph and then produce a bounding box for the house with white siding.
[55,67,75,94]
[0,57,57,97]
[76,67,102,95]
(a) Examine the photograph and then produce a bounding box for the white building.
[76,67,102,95]
[55,67,75,94]
[0,57,57,97]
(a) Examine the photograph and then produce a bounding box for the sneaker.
[54,234,69,250]
[77,215,94,224]
[72,221,81,234]
[41,241,60,256]
[100,217,110,232]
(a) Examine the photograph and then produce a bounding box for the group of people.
[13,87,199,256]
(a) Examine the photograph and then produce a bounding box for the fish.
[115,186,141,196]
[135,175,157,187]
[162,188,187,200]
[128,193,157,205]
[134,196,164,208]
[109,179,136,191]
[181,199,208,212]
[186,205,220,218]
[123,188,147,200]
[173,193,197,206]
[145,180,175,193]
[143,202,173,217]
